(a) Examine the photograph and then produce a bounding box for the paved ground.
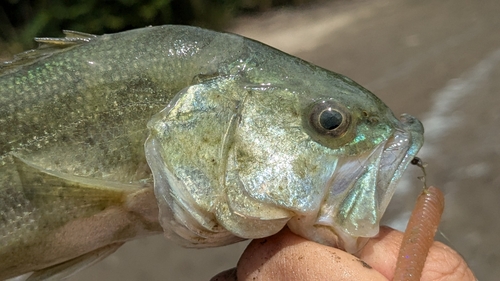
[72,0,499,280]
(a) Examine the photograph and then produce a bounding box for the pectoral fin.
[26,243,124,281]
[12,155,140,220]
[0,156,160,280]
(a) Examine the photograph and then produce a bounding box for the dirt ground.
[70,0,499,280]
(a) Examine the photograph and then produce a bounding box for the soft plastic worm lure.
[393,157,445,281]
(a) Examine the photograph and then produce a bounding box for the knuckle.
[423,242,476,281]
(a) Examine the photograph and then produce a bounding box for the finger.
[210,267,237,281]
[236,228,387,281]
[359,226,476,281]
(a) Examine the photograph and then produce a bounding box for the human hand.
[211,226,475,281]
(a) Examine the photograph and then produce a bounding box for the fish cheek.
[228,90,336,214]
[232,142,256,173]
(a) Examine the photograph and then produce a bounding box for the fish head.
[145,72,423,253]
[287,80,424,253]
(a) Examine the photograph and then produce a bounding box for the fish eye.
[319,109,343,130]
[309,101,350,137]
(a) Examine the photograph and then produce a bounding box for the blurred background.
[1,0,498,280]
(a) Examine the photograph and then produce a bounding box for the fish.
[0,25,424,280]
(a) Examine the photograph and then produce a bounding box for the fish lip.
[314,113,424,253]
[375,114,424,216]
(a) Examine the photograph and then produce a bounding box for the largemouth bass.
[0,25,423,280]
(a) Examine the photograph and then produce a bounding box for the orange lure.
[393,157,445,281]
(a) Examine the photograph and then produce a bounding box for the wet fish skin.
[0,27,212,279]
[0,25,423,279]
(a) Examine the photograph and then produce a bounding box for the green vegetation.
[0,0,321,56]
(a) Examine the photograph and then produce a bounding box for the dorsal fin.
[34,30,97,46]
[0,30,98,76]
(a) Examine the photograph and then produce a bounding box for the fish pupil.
[319,109,343,130]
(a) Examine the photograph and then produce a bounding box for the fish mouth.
[290,114,424,253]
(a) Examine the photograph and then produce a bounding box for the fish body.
[0,25,423,279]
